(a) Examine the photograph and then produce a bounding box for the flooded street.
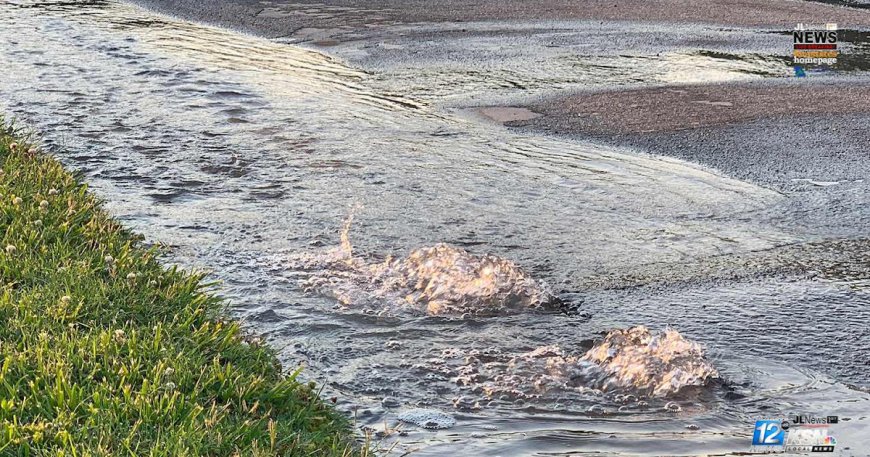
[2,1,869,455]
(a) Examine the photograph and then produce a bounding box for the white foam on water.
[289,210,557,315]
[450,326,718,400]
[579,326,719,397]
[396,408,456,429]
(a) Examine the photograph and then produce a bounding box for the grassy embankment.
[0,124,360,456]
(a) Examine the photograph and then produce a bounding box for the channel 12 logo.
[752,419,786,446]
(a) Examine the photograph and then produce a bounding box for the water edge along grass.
[0,122,364,456]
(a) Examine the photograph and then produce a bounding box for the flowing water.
[2,1,869,455]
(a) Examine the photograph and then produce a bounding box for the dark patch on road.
[806,0,870,9]
[506,80,870,135]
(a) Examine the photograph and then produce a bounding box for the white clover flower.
[164,367,175,377]
[126,272,136,280]
[113,329,126,343]
[60,295,72,304]
[12,197,22,205]
[104,255,114,264]
[165,382,176,392]
[149,280,158,286]
[48,189,59,196]
[33,220,42,227]
[39,200,49,210]
[4,245,16,255]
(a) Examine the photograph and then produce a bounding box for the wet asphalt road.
[133,0,870,40]
[506,78,870,192]
[516,108,870,239]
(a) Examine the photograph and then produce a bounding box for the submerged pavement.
[504,79,870,193]
[127,0,870,261]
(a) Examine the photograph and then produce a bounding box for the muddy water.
[2,1,869,455]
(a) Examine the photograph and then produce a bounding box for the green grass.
[0,124,361,456]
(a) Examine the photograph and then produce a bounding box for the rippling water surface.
[2,1,869,455]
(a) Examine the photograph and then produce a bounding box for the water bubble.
[587,404,605,414]
[614,393,640,404]
[452,396,481,410]
[664,401,682,412]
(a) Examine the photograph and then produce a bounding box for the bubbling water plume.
[578,325,719,397]
[289,209,559,315]
[449,326,718,401]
